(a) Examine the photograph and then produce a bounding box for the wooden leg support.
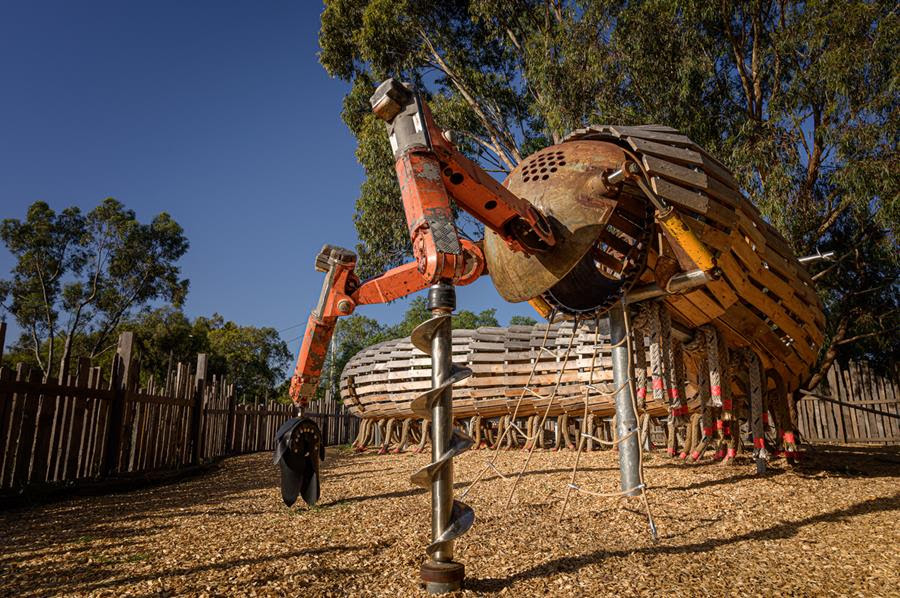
[561,414,574,450]
[666,418,677,457]
[393,418,411,453]
[379,417,396,454]
[492,415,506,450]
[414,418,429,453]
[585,414,595,452]
[484,418,495,448]
[524,415,536,450]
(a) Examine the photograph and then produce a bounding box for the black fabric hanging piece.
[273,417,325,507]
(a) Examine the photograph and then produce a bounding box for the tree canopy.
[1,199,189,382]
[320,0,899,378]
[2,305,292,403]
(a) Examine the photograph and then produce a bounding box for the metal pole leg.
[608,301,642,496]
[410,282,473,593]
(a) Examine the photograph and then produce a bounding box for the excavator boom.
[288,79,557,408]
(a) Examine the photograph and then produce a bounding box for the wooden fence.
[0,326,357,496]
[798,360,899,445]
[305,395,361,447]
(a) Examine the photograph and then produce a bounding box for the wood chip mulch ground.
[1,444,899,597]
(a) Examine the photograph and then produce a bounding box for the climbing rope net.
[344,296,799,546]
[456,306,661,540]
[446,296,792,541]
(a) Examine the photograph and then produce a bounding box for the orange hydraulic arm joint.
[370,78,556,258]
[288,245,483,407]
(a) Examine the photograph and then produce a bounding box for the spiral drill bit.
[411,282,474,593]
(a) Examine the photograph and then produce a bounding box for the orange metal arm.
[288,246,358,406]
[289,242,484,407]
[421,101,555,254]
[291,78,550,408]
[370,78,556,256]
[354,240,482,306]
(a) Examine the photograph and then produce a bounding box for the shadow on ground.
[465,492,900,593]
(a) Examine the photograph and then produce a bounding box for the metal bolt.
[337,299,352,314]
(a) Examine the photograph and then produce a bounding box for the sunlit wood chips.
[1,444,898,596]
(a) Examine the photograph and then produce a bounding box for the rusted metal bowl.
[484,140,653,317]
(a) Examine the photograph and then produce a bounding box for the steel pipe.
[608,301,642,496]
[625,268,710,304]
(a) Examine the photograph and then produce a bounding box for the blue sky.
[0,1,537,356]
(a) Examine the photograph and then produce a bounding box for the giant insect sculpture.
[282,78,824,593]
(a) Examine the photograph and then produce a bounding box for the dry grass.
[1,444,899,597]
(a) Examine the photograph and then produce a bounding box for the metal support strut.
[411,282,473,594]
[608,301,642,496]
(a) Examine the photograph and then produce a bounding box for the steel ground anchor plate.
[420,560,465,594]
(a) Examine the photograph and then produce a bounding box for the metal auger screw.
[409,281,473,594]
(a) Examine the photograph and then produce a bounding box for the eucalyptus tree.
[1,198,189,381]
[319,0,897,379]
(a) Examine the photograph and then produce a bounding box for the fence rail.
[0,326,357,496]
[798,360,899,445]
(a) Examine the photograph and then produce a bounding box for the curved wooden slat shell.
[340,322,675,420]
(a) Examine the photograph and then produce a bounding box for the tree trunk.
[805,316,849,390]
[58,333,75,384]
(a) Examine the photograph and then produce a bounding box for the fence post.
[826,364,848,443]
[256,403,263,451]
[224,391,236,454]
[0,321,6,361]
[190,354,207,465]
[103,332,133,475]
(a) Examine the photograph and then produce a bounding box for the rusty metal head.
[485,140,651,316]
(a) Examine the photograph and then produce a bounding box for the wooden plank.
[871,368,888,442]
[125,399,140,472]
[840,365,860,440]
[81,369,98,478]
[170,399,181,464]
[0,378,115,402]
[849,363,872,440]
[12,369,42,488]
[680,212,731,251]
[699,151,741,190]
[80,368,99,478]
[145,400,158,470]
[859,362,882,441]
[626,136,704,166]
[796,400,808,440]
[722,243,816,363]
[632,124,680,133]
[64,358,91,481]
[0,366,19,487]
[650,176,710,215]
[862,363,884,441]
[680,287,726,321]
[103,337,130,475]
[664,293,710,326]
[878,367,899,441]
[46,378,70,483]
[610,125,698,148]
[833,363,859,442]
[826,365,847,443]
[157,392,171,467]
[93,366,109,476]
[703,173,742,209]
